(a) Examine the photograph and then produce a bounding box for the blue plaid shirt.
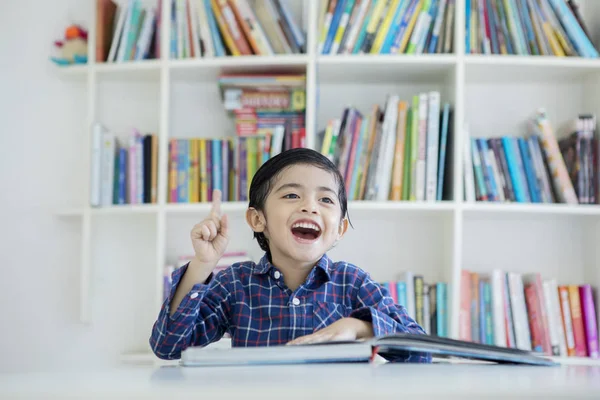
[150,253,431,363]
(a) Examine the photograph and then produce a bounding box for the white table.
[2,362,600,399]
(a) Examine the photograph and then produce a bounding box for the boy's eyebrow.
[275,183,337,195]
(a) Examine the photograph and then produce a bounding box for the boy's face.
[247,164,348,267]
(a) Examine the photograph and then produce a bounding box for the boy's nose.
[300,202,318,214]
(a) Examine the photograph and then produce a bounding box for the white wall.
[0,0,118,373]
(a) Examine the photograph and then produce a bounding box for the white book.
[508,273,532,351]
[376,95,399,201]
[135,7,156,60]
[463,124,476,202]
[107,3,128,62]
[117,0,135,62]
[543,279,564,356]
[90,123,105,207]
[416,93,428,201]
[487,148,505,201]
[100,131,115,207]
[195,0,214,57]
[188,0,202,58]
[425,91,440,201]
[491,269,507,348]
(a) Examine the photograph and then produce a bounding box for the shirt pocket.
[312,301,352,332]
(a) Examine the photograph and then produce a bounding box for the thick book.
[180,333,558,367]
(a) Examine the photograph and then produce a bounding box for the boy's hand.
[286,318,374,345]
[190,189,229,267]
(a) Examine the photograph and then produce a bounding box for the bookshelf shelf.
[60,0,600,366]
[461,203,600,217]
[316,54,458,83]
[464,54,600,83]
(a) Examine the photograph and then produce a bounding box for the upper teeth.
[292,222,320,231]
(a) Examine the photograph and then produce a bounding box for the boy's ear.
[336,218,349,240]
[246,207,266,233]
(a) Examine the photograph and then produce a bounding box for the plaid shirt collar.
[252,253,332,282]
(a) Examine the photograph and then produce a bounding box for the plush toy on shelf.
[50,24,89,66]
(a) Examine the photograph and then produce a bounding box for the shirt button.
[190,292,198,299]
[274,271,281,279]
[292,297,300,306]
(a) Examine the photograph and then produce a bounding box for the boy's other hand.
[190,189,229,267]
[285,317,374,346]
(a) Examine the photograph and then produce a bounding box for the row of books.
[163,251,252,300]
[318,92,453,202]
[90,123,158,206]
[381,276,448,338]
[167,133,305,203]
[460,269,599,358]
[466,0,598,57]
[170,0,305,58]
[318,0,455,55]
[464,110,598,204]
[96,0,160,63]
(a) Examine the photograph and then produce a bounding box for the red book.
[568,285,588,357]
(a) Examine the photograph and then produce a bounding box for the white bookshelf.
[55,0,600,366]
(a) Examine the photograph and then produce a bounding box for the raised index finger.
[210,189,222,217]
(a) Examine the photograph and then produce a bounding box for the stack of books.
[464,110,598,204]
[169,0,305,58]
[460,269,599,359]
[168,73,306,203]
[319,92,453,202]
[95,0,160,63]
[466,0,598,57]
[317,0,456,55]
[381,275,448,337]
[90,123,158,207]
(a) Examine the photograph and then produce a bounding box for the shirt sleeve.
[349,273,432,364]
[149,263,232,360]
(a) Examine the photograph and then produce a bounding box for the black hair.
[248,148,350,259]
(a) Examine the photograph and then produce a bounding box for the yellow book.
[390,101,408,200]
[398,0,422,54]
[371,0,401,54]
[169,139,177,203]
[211,0,240,56]
[199,139,208,202]
[541,22,565,56]
[247,137,257,198]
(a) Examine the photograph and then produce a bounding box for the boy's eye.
[321,197,334,204]
[283,193,299,199]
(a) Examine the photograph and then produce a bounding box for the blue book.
[517,137,541,202]
[501,137,529,202]
[204,0,225,56]
[323,0,346,54]
[396,281,407,311]
[380,0,408,54]
[212,139,222,193]
[177,139,188,203]
[436,282,447,338]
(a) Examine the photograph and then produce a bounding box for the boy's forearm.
[169,258,215,317]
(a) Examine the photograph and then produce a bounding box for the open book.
[180,333,558,367]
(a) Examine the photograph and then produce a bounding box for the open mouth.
[291,221,322,242]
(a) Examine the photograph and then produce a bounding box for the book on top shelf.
[465,0,598,58]
[460,269,599,359]
[463,110,599,205]
[168,73,306,204]
[317,0,456,55]
[96,0,160,63]
[319,92,454,202]
[90,123,159,207]
[169,0,306,59]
